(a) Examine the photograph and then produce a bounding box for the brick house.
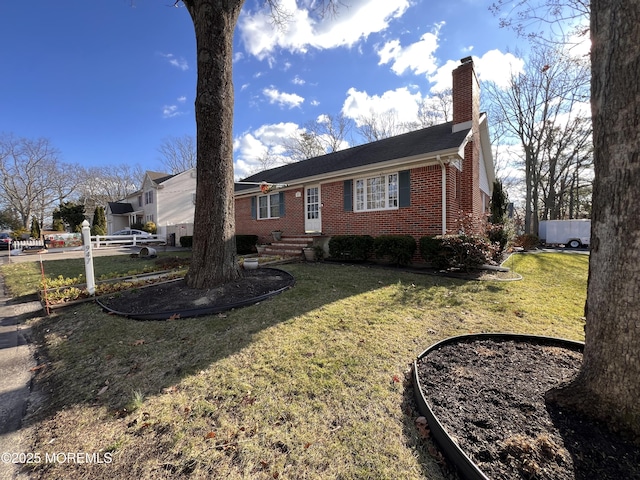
[234,57,495,249]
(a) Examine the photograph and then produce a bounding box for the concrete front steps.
[261,235,314,259]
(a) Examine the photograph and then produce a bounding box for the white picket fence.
[10,239,46,249]
[92,234,166,248]
[9,235,166,250]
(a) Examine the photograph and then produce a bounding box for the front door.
[305,185,322,233]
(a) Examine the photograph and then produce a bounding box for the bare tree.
[485,45,591,234]
[77,164,144,214]
[417,88,453,127]
[356,109,408,142]
[546,0,640,440]
[490,0,590,50]
[282,131,326,163]
[179,0,342,288]
[0,134,76,228]
[282,113,352,162]
[157,134,197,174]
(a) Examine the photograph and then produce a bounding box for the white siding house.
[107,170,196,243]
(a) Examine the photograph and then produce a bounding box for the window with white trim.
[258,193,280,219]
[354,173,399,211]
[144,190,153,204]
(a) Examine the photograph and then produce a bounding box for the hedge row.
[329,233,500,269]
[328,234,417,266]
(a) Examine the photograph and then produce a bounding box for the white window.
[354,173,398,211]
[145,190,153,204]
[258,193,280,219]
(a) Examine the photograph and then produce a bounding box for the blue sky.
[1,0,527,181]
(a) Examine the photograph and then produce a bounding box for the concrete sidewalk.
[0,275,42,480]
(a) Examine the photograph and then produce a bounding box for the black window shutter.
[279,192,285,217]
[251,197,257,219]
[344,180,353,211]
[399,170,410,207]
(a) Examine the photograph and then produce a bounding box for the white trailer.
[539,220,591,248]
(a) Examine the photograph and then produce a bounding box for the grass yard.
[1,251,192,300]
[2,252,588,480]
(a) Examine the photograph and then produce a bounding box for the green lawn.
[3,252,588,480]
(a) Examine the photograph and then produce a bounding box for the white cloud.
[377,22,444,76]
[427,50,525,91]
[233,122,302,178]
[474,50,525,89]
[263,87,305,108]
[238,0,410,61]
[162,96,189,118]
[292,75,305,85]
[162,105,182,118]
[158,52,189,71]
[341,86,422,125]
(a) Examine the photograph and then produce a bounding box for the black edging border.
[96,267,296,321]
[412,333,584,480]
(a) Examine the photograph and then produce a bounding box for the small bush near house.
[514,233,540,251]
[419,236,447,269]
[235,234,259,254]
[373,234,417,266]
[144,222,157,234]
[328,235,374,261]
[486,222,512,253]
[179,235,193,248]
[420,234,498,270]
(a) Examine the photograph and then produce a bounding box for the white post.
[81,220,96,295]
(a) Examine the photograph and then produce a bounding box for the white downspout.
[437,155,447,235]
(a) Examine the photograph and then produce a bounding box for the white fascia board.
[479,113,495,191]
[452,120,473,133]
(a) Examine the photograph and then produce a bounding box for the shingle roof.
[147,171,175,184]
[235,122,469,192]
[108,202,134,214]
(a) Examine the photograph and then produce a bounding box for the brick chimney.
[452,56,479,128]
[451,57,482,223]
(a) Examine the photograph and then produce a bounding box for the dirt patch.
[98,267,293,318]
[416,338,640,480]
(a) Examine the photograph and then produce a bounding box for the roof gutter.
[437,155,447,235]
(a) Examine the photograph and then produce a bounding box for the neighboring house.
[235,57,495,245]
[106,169,197,240]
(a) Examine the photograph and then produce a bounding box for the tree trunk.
[183,0,244,289]
[546,0,640,440]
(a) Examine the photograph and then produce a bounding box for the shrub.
[143,221,157,234]
[328,235,374,261]
[514,234,540,251]
[486,222,512,253]
[421,234,498,270]
[373,234,417,266]
[419,236,448,269]
[180,235,193,248]
[235,234,259,254]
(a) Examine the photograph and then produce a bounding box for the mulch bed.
[98,268,293,318]
[416,338,640,479]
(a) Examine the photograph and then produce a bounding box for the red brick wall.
[235,165,464,241]
[235,188,305,244]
